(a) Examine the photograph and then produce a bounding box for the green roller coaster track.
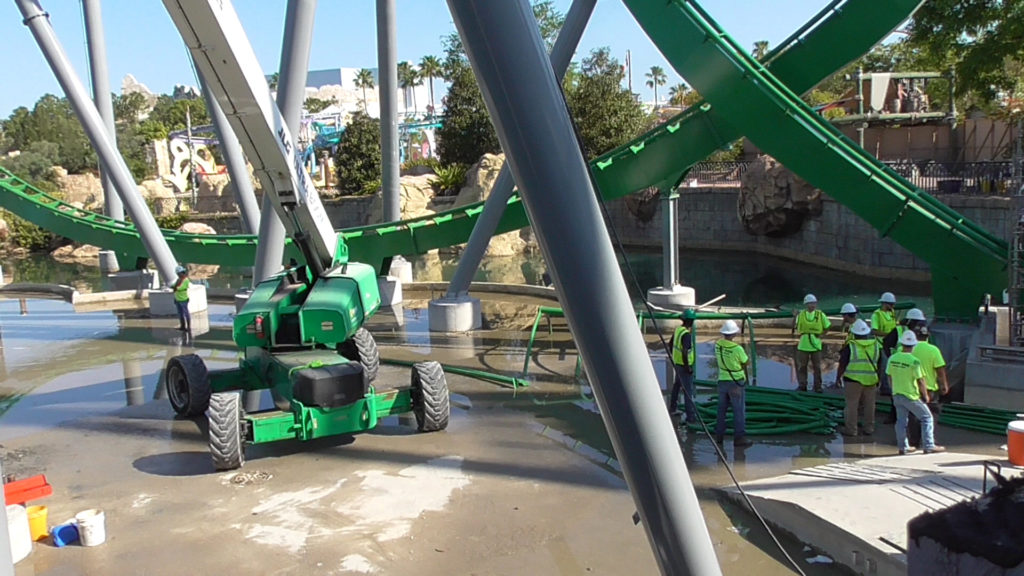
[0,0,1005,318]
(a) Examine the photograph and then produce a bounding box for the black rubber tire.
[411,361,450,432]
[208,392,245,471]
[166,354,211,417]
[338,327,380,383]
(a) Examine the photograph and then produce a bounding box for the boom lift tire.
[338,327,380,383]
[411,361,450,432]
[208,392,246,471]
[166,354,211,417]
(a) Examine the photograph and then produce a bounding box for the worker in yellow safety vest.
[872,292,899,423]
[887,330,946,455]
[715,320,752,447]
[668,309,697,424]
[907,325,949,449]
[834,320,881,437]
[838,303,859,345]
[795,294,831,392]
[173,265,191,332]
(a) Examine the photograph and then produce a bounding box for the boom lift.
[160,0,450,470]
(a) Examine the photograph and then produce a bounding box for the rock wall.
[452,153,535,257]
[738,156,822,237]
[606,186,1011,281]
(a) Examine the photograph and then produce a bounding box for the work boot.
[177,325,186,331]
[924,445,947,454]
[733,436,753,448]
[898,447,918,455]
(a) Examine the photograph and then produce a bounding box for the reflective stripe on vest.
[672,326,695,366]
[846,339,880,386]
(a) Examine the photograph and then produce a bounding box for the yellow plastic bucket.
[27,505,48,541]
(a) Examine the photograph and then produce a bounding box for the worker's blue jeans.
[894,394,935,451]
[669,367,696,422]
[175,299,191,330]
[715,380,746,438]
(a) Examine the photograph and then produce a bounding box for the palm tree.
[354,68,375,113]
[418,55,442,117]
[645,65,667,109]
[398,61,419,115]
[668,83,690,106]
[752,40,770,60]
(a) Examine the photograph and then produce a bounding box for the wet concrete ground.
[0,293,1006,575]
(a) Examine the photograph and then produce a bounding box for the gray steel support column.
[377,0,400,224]
[81,0,123,222]
[447,2,720,574]
[196,69,260,234]
[446,0,595,298]
[255,0,316,282]
[18,0,178,285]
[662,187,679,287]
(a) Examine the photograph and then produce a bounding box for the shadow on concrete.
[133,451,214,477]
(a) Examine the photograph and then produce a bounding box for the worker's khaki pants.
[842,380,877,435]
[795,349,822,391]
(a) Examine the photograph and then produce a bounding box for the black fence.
[683,160,1020,195]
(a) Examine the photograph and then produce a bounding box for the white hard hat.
[840,303,857,315]
[175,265,187,275]
[720,320,741,335]
[879,292,896,304]
[906,308,926,322]
[900,330,918,347]
[851,319,871,336]
[803,294,817,304]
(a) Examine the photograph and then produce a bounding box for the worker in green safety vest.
[873,291,899,422]
[838,303,859,345]
[173,265,191,332]
[835,320,881,437]
[667,309,697,424]
[714,320,752,447]
[907,325,948,449]
[886,330,945,455]
[795,294,831,393]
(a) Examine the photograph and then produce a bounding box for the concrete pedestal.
[149,283,208,317]
[646,285,696,309]
[389,255,413,283]
[105,270,159,293]
[234,289,252,313]
[428,295,482,332]
[377,276,403,307]
[0,263,5,285]
[98,250,120,274]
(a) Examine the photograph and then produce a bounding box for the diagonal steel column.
[196,68,261,234]
[445,0,595,298]
[81,0,123,222]
[254,0,316,282]
[18,0,179,285]
[376,0,399,224]
[446,1,721,574]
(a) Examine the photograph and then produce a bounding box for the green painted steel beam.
[622,0,1006,319]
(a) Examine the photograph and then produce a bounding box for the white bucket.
[6,504,32,563]
[75,509,106,547]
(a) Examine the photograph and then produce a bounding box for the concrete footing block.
[98,250,120,274]
[378,276,403,307]
[149,283,208,317]
[0,263,5,286]
[646,285,696,309]
[428,295,482,332]
[105,270,159,293]
[389,256,413,283]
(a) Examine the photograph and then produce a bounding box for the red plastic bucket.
[1008,421,1024,467]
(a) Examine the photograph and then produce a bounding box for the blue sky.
[0,1,853,117]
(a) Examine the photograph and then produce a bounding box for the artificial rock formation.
[51,243,100,266]
[178,222,220,278]
[738,155,822,237]
[453,153,534,257]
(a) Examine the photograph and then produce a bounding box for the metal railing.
[680,160,1018,195]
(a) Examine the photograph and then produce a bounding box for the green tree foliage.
[398,61,421,113]
[334,111,381,196]
[752,40,770,60]
[354,68,375,113]
[909,0,1023,102]
[114,92,149,123]
[645,66,667,109]
[436,62,501,166]
[418,55,443,115]
[565,48,649,160]
[304,97,335,114]
[148,95,209,133]
[1,95,95,173]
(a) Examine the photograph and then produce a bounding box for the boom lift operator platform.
[160,0,450,471]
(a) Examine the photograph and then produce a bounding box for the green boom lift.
[160,0,449,470]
